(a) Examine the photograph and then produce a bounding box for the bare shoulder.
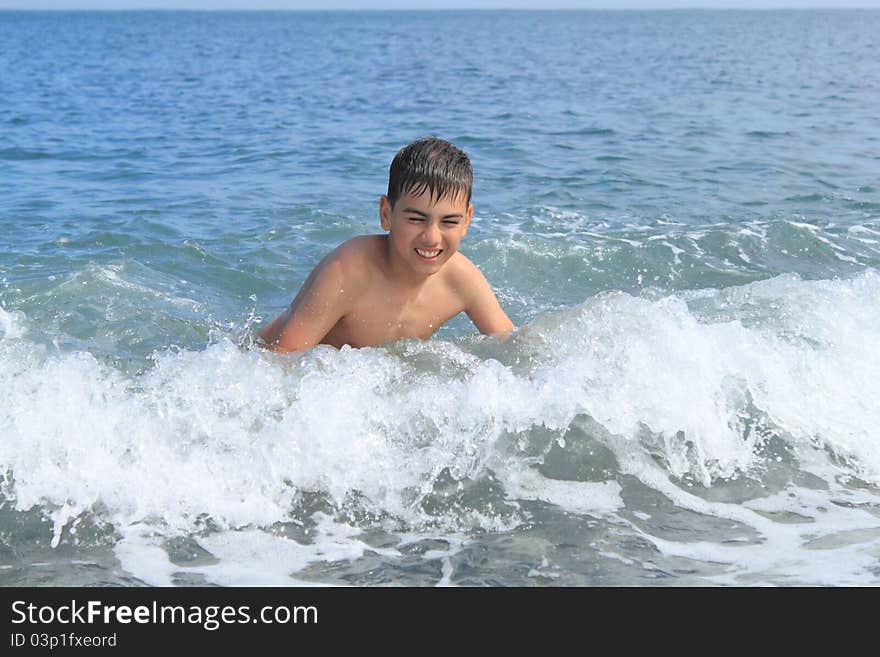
[326,235,377,267]
[444,252,514,335]
[444,251,491,300]
[319,235,382,289]
[258,236,382,352]
[445,250,479,279]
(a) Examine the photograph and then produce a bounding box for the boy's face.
[379,188,472,278]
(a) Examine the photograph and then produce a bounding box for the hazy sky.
[3,1,880,9]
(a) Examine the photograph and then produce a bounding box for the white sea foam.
[115,514,395,586]
[501,465,623,516]
[0,306,26,339]
[2,270,879,583]
[517,269,880,484]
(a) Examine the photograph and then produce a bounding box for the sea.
[1,9,879,587]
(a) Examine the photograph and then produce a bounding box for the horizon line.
[1,5,877,10]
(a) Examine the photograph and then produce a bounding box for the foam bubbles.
[0,306,26,339]
[2,270,880,584]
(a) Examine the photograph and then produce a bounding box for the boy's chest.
[323,282,464,348]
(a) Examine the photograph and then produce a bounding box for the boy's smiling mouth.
[415,248,442,261]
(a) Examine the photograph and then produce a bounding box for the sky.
[2,1,880,9]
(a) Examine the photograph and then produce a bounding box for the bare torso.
[318,235,467,348]
[258,230,512,353]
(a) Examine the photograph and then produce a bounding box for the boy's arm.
[258,256,352,353]
[458,259,515,335]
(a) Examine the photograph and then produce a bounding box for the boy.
[258,137,514,352]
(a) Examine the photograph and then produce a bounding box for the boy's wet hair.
[387,137,472,207]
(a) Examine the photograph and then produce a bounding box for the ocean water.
[1,9,879,586]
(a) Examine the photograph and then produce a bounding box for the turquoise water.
[2,10,880,586]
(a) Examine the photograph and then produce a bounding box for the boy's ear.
[379,196,391,231]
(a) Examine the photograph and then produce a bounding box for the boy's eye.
[443,220,460,225]
[407,217,424,222]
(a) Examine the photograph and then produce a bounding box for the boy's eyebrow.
[402,207,465,219]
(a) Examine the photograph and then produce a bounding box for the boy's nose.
[421,224,441,245]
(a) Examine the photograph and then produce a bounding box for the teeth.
[416,249,440,258]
